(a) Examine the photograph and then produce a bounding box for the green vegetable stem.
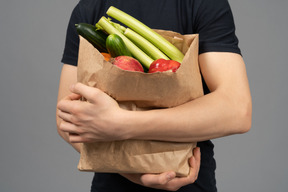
[97,16,154,69]
[106,6,184,63]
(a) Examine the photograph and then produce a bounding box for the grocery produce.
[106,6,184,63]
[148,59,181,73]
[106,34,132,57]
[101,52,112,61]
[112,56,144,72]
[124,28,169,60]
[97,16,154,69]
[77,6,185,73]
[75,23,108,53]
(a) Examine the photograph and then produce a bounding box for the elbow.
[238,113,251,134]
[235,99,252,134]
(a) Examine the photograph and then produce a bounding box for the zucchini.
[75,23,108,53]
[106,34,132,57]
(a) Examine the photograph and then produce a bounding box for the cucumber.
[106,34,132,57]
[75,23,108,53]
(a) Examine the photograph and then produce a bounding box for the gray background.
[0,0,287,191]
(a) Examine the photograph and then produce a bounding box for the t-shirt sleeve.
[61,4,82,66]
[195,0,241,55]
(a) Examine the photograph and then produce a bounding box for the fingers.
[187,147,201,182]
[70,83,101,103]
[122,148,201,191]
[59,121,89,143]
[122,160,200,192]
[193,147,201,168]
[57,93,83,114]
[59,120,80,134]
[57,109,73,123]
[57,96,91,120]
[190,147,201,168]
[187,157,198,183]
[140,171,176,186]
[164,147,201,189]
[68,133,86,143]
[67,93,82,100]
[194,147,201,181]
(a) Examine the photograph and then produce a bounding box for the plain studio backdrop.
[0,0,287,191]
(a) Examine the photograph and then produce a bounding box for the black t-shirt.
[61,0,241,191]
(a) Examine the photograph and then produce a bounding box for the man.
[56,0,252,191]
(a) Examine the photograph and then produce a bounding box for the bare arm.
[56,52,251,190]
[124,52,252,142]
[57,52,252,143]
[56,64,81,152]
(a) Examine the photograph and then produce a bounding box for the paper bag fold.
[78,140,196,176]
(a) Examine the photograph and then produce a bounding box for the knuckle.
[70,104,80,114]
[71,105,84,119]
[58,121,65,130]
[59,121,70,131]
[56,101,61,109]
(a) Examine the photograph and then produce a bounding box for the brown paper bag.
[77,30,203,176]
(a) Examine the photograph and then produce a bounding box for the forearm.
[124,89,251,142]
[121,53,252,143]
[56,53,251,144]
[56,64,81,152]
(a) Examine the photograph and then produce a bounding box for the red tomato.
[148,58,181,73]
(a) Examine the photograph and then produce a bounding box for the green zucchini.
[106,34,132,57]
[75,23,108,53]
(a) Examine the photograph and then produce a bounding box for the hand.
[120,147,201,191]
[57,83,126,143]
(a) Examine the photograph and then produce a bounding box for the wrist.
[114,108,149,140]
[112,109,137,140]
[118,108,163,141]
